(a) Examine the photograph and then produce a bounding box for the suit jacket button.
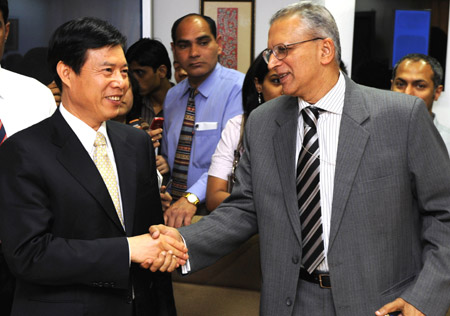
[104,282,110,288]
[93,282,98,287]
[110,282,115,288]
[292,256,299,264]
[286,298,292,306]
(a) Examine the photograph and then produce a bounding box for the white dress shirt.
[59,104,124,219]
[0,67,56,136]
[296,72,346,272]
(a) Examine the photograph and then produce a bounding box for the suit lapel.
[328,78,370,251]
[107,121,137,235]
[51,110,125,233]
[273,96,303,245]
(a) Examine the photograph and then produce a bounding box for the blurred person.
[162,13,244,227]
[173,60,187,83]
[391,53,450,154]
[126,38,172,176]
[0,17,187,316]
[206,52,283,210]
[0,0,56,314]
[151,2,450,315]
[113,75,173,211]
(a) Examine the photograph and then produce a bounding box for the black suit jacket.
[0,109,176,316]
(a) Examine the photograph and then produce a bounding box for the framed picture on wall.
[201,0,254,73]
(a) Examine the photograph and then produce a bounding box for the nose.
[112,70,128,91]
[267,53,280,70]
[404,85,415,96]
[189,43,200,57]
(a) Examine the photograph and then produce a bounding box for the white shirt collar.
[59,103,110,156]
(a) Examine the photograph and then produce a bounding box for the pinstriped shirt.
[296,72,346,272]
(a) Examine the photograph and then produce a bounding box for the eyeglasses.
[262,37,325,64]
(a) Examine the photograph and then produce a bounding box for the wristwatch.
[184,192,199,206]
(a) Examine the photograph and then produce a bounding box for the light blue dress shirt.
[162,63,244,202]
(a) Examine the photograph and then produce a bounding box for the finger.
[167,212,176,228]
[140,258,153,269]
[184,214,192,226]
[174,214,184,228]
[158,251,173,272]
[376,298,404,316]
[149,225,161,238]
[164,212,169,226]
[167,254,179,272]
[150,251,166,272]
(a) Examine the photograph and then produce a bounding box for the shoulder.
[216,64,245,86]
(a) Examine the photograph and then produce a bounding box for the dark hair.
[392,53,443,89]
[125,71,144,122]
[238,51,269,150]
[0,0,8,23]
[126,38,172,79]
[48,17,127,90]
[171,14,217,43]
[242,51,269,117]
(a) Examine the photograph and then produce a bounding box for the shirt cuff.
[180,234,191,274]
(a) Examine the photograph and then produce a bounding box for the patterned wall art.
[201,0,254,73]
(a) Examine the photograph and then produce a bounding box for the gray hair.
[270,1,341,64]
[392,53,443,89]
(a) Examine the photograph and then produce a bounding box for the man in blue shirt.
[162,13,244,227]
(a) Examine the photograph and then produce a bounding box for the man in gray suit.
[151,2,450,315]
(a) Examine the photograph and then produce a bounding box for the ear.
[157,64,168,79]
[216,34,223,56]
[56,61,73,89]
[4,21,9,42]
[170,42,175,53]
[390,79,394,90]
[319,38,335,65]
[434,84,444,101]
[254,77,263,93]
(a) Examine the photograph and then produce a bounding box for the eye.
[395,81,405,88]
[199,40,209,46]
[272,78,281,84]
[415,83,426,89]
[177,43,188,49]
[276,45,288,54]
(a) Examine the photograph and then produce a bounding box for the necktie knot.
[94,132,107,147]
[302,107,321,129]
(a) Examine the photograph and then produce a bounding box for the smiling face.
[171,15,222,88]
[267,16,325,100]
[391,59,442,113]
[59,45,129,130]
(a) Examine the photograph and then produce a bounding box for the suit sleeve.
[0,139,130,289]
[179,110,257,271]
[400,99,450,314]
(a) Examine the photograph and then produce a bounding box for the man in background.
[391,53,450,154]
[162,13,244,227]
[0,0,56,314]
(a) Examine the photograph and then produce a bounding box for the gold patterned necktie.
[93,132,124,229]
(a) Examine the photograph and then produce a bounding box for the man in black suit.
[0,17,187,316]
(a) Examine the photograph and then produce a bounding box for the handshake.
[128,225,186,273]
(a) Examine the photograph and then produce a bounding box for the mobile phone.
[150,117,164,130]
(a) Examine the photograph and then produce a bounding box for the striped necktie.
[171,88,197,201]
[93,132,125,229]
[0,119,6,145]
[297,107,325,274]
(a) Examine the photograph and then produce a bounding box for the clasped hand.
[128,230,188,273]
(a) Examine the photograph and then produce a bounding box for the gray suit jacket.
[179,76,450,315]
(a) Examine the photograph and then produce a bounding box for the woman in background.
[206,52,283,211]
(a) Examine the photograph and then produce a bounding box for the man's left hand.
[164,197,197,228]
[376,298,425,316]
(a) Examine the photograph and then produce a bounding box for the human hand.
[128,233,187,267]
[156,155,169,174]
[160,188,172,211]
[47,80,61,106]
[140,249,179,272]
[150,224,183,243]
[164,197,197,228]
[376,298,425,316]
[148,128,162,148]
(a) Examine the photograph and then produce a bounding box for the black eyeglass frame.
[262,37,325,64]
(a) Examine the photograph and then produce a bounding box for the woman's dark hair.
[125,71,144,123]
[48,17,126,90]
[126,38,172,79]
[238,51,270,150]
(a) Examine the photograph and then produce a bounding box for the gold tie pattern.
[93,132,124,228]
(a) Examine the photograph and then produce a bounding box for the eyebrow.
[176,35,212,44]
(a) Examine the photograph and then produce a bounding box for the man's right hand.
[150,224,183,243]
